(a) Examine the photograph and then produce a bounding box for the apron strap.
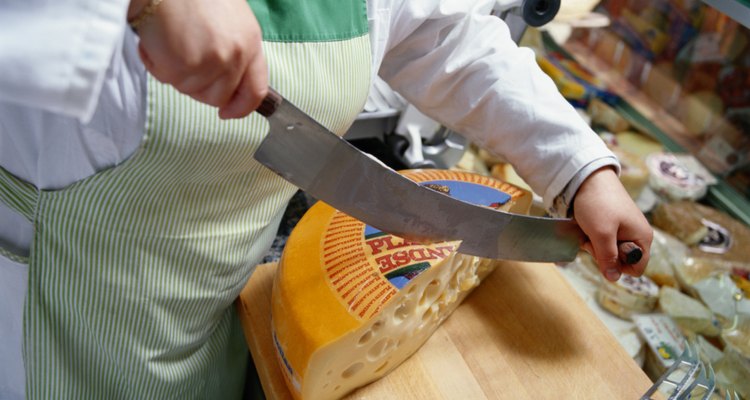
[0,167,38,222]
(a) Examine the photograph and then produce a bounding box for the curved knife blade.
[254,88,585,262]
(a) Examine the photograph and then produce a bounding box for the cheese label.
[632,314,686,368]
[320,170,521,321]
[697,218,732,254]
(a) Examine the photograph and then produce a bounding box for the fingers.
[581,219,653,280]
[585,227,622,282]
[219,47,268,119]
[618,231,652,277]
[142,34,263,116]
[572,167,654,282]
[134,0,267,119]
[184,66,244,112]
[581,221,652,282]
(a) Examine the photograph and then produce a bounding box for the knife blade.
[253,87,602,262]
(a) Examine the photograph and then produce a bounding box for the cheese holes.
[341,362,364,379]
[421,306,434,325]
[375,361,389,374]
[393,301,410,324]
[357,331,373,346]
[358,320,385,346]
[367,337,395,361]
[419,279,441,306]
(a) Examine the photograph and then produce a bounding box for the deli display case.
[527,1,750,397]
[563,0,750,224]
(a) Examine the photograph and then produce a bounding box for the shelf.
[551,37,750,226]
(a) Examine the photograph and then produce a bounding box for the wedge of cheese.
[271,169,530,399]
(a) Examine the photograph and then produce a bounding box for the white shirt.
[0,1,617,398]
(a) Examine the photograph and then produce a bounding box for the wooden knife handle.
[618,241,643,265]
[257,87,283,117]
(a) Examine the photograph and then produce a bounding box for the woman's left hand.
[572,167,653,282]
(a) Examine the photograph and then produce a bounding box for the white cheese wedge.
[595,274,659,320]
[271,169,530,399]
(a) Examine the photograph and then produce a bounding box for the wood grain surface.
[236,261,654,399]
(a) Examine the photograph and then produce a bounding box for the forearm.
[549,156,620,217]
[377,0,615,209]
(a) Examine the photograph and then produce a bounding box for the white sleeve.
[375,0,618,209]
[0,0,130,122]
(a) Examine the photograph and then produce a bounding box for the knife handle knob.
[618,241,643,265]
[257,87,283,117]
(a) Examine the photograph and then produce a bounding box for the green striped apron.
[0,1,371,398]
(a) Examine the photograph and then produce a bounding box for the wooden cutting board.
[236,261,654,399]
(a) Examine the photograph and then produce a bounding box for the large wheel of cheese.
[271,169,531,399]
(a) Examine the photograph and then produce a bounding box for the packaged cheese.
[614,131,663,158]
[645,153,714,201]
[715,342,750,400]
[596,274,659,319]
[632,314,687,381]
[652,200,750,264]
[610,146,650,200]
[271,170,531,399]
[717,314,750,399]
[658,286,721,337]
[588,98,631,132]
[644,228,687,288]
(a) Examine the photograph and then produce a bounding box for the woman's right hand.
[129,0,268,119]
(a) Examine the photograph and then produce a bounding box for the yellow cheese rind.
[271,169,531,399]
[271,202,362,393]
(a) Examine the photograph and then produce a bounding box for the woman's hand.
[572,167,653,281]
[129,0,267,119]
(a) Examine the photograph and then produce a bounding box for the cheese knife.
[253,87,641,264]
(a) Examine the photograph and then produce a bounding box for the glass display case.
[562,0,750,224]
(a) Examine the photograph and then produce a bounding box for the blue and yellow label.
[320,170,526,321]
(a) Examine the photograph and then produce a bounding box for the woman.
[0,0,652,398]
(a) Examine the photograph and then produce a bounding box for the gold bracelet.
[129,0,164,31]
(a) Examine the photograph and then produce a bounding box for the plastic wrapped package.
[732,274,750,298]
[559,254,646,365]
[614,131,664,158]
[588,98,630,132]
[652,200,750,265]
[573,252,606,284]
[658,286,721,337]
[716,315,750,399]
[600,132,651,201]
[611,146,650,200]
[696,334,724,366]
[715,347,750,400]
[693,274,750,324]
[645,228,689,288]
[632,314,687,380]
[596,274,660,320]
[646,154,715,201]
[674,257,728,293]
[652,201,711,245]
